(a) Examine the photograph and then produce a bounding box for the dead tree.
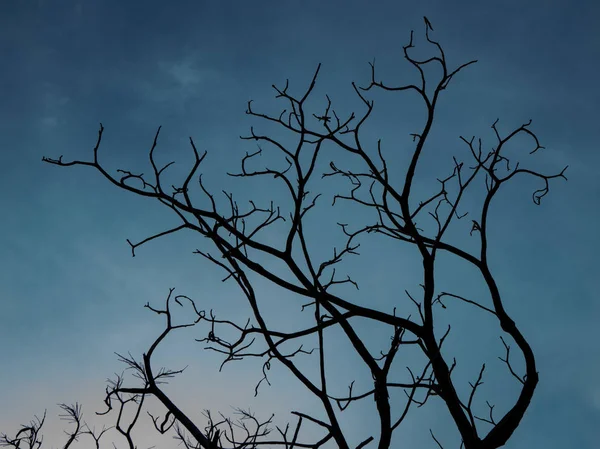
[37,20,566,449]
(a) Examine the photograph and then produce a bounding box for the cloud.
[40,116,58,127]
[162,58,211,89]
[36,85,70,129]
[123,54,222,123]
[136,56,219,106]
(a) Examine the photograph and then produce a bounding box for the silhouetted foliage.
[7,21,566,449]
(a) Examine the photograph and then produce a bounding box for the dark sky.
[1,0,598,448]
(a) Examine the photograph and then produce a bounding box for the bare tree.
[0,403,112,449]
[25,20,566,449]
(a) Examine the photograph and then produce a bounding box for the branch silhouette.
[23,19,567,449]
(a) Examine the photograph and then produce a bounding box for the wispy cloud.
[37,84,70,129]
[134,56,220,108]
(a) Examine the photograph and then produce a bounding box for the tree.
[8,20,566,449]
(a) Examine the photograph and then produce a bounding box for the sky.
[1,0,599,448]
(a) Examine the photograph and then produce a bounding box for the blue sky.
[1,0,598,447]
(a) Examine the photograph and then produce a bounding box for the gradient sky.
[1,0,599,448]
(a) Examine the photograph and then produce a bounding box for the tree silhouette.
[8,20,566,449]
